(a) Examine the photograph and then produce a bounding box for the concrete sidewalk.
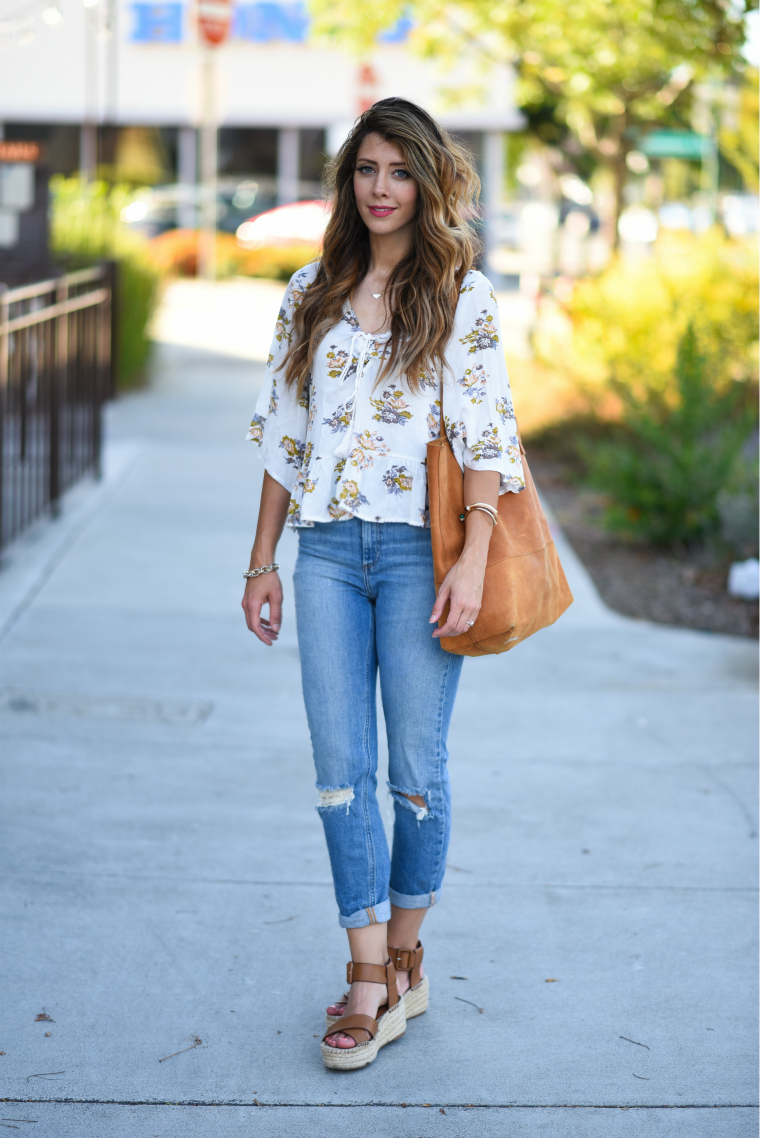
[1,303,757,1135]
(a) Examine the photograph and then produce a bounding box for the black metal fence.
[0,264,114,553]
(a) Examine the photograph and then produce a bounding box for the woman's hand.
[430,468,500,639]
[241,471,291,646]
[242,571,283,646]
[430,542,488,638]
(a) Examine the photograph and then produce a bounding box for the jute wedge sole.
[321,957,406,1072]
[321,997,406,1071]
[325,973,429,1028]
[401,972,429,1018]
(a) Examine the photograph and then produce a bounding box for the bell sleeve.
[443,273,525,495]
[245,264,315,492]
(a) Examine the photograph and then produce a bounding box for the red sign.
[0,141,43,163]
[197,0,231,46]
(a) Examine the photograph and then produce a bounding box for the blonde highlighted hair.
[281,97,481,397]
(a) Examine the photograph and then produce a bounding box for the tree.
[719,66,759,191]
[309,0,755,240]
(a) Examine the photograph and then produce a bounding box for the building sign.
[130,1,410,44]
[233,1,307,42]
[198,0,232,45]
[131,3,183,42]
[0,141,43,163]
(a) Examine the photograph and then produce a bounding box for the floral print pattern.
[427,400,441,440]
[459,309,500,355]
[370,387,413,426]
[349,429,390,470]
[458,363,488,405]
[247,263,524,527]
[323,401,353,434]
[469,424,503,461]
[383,465,413,495]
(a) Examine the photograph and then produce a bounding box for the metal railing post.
[0,285,8,552]
[0,268,111,552]
[50,276,68,517]
[106,259,119,400]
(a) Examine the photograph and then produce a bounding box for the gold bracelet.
[465,501,498,521]
[459,505,497,526]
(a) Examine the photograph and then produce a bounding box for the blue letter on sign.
[232,2,309,42]
[131,3,183,43]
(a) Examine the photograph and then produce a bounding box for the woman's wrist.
[462,509,494,554]
[251,544,278,568]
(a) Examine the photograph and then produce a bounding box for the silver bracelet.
[243,563,279,579]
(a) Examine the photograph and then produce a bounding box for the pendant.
[371,293,381,299]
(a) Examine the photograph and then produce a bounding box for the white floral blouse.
[247,262,524,527]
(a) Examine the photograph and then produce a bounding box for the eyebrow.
[355,157,408,166]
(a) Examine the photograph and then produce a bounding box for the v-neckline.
[344,302,391,340]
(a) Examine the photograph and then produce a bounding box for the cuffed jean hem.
[338,899,392,929]
[388,886,442,910]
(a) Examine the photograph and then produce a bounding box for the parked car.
[120,178,277,237]
[236,200,332,249]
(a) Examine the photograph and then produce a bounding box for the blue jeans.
[294,520,464,928]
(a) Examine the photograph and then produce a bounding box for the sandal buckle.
[392,948,413,971]
[346,961,354,984]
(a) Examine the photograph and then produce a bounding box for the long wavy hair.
[281,97,481,397]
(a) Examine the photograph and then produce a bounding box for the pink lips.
[368,206,395,217]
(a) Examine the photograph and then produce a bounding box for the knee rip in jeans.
[316,786,355,813]
[388,783,430,822]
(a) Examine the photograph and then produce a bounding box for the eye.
[356,164,375,175]
[392,169,411,179]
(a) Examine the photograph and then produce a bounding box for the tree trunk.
[610,154,627,251]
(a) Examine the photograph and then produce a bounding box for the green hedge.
[50,177,160,388]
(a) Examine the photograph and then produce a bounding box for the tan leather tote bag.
[427,391,573,657]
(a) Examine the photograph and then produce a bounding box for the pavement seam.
[3,872,756,892]
[4,1099,758,1109]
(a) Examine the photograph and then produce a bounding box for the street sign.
[197,0,231,45]
[640,131,711,160]
[0,141,44,163]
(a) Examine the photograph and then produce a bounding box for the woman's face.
[353,133,418,239]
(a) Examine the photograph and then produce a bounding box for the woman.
[242,97,524,1070]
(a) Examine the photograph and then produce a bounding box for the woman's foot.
[326,960,422,1020]
[324,980,389,1048]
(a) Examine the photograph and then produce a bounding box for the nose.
[372,170,391,198]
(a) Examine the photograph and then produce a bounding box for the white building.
[0,1,523,212]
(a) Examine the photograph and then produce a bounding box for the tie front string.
[334,329,372,456]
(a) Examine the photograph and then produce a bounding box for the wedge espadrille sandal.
[325,941,427,1027]
[321,958,406,1071]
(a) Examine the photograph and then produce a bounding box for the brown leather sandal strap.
[388,941,424,988]
[346,961,390,985]
[344,959,399,1008]
[385,958,399,1008]
[323,1013,378,1046]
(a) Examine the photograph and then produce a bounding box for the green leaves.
[583,325,757,546]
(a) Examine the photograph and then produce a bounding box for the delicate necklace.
[364,279,384,301]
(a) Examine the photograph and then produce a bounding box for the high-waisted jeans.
[294,519,464,928]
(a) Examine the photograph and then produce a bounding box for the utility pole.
[199,49,217,281]
[196,0,231,281]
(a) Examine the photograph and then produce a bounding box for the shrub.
[535,229,759,407]
[50,177,160,388]
[583,325,757,546]
[237,244,320,281]
[147,230,319,282]
[147,229,242,278]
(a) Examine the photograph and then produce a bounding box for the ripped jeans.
[294,519,464,928]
